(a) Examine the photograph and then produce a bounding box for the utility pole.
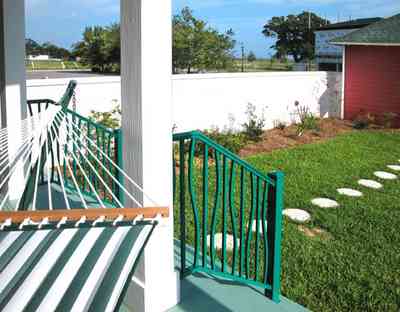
[241,43,245,73]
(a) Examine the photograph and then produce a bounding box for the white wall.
[26,71,342,132]
[27,76,122,116]
[172,72,341,132]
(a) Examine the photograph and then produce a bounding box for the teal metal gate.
[173,131,284,303]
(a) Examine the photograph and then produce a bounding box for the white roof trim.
[332,41,400,46]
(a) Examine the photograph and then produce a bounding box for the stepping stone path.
[311,198,339,208]
[298,226,331,239]
[358,179,383,189]
[387,165,400,171]
[207,233,238,251]
[283,209,311,223]
[374,171,397,180]
[251,220,268,233]
[337,188,363,197]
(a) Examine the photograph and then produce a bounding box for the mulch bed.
[239,118,354,157]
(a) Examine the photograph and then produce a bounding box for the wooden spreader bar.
[0,207,169,224]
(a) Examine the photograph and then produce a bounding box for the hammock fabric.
[0,223,155,312]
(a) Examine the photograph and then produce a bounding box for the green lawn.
[175,130,400,311]
[26,60,88,71]
[233,59,294,72]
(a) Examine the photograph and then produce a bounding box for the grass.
[26,60,88,71]
[174,130,400,311]
[233,59,294,72]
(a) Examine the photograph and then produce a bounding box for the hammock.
[0,81,168,311]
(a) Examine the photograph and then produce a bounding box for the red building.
[332,14,400,126]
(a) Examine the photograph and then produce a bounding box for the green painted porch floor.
[36,183,116,209]
[166,240,309,312]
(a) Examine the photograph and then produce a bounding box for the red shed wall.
[344,46,400,126]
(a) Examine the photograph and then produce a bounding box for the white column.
[0,0,28,202]
[120,1,179,312]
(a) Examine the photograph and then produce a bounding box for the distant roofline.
[316,17,383,31]
[331,14,400,45]
[330,41,400,46]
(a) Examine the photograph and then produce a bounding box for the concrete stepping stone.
[207,233,238,251]
[337,188,363,197]
[283,209,311,222]
[311,198,339,208]
[387,165,400,171]
[374,171,397,180]
[251,220,268,233]
[358,179,383,189]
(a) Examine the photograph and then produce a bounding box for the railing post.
[266,171,284,303]
[179,139,186,276]
[114,129,125,206]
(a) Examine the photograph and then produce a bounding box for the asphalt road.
[26,70,116,80]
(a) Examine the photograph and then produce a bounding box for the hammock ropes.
[0,104,167,230]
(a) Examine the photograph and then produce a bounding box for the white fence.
[27,72,342,132]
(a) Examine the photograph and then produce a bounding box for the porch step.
[168,240,309,312]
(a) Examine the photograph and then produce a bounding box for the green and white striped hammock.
[0,81,168,311]
[0,223,155,312]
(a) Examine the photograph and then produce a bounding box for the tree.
[26,39,71,59]
[73,24,120,73]
[262,12,329,63]
[25,39,41,56]
[41,42,71,59]
[104,23,120,68]
[247,51,256,62]
[73,26,108,72]
[173,7,236,73]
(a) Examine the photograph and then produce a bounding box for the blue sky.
[26,0,399,57]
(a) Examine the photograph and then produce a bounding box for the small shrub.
[89,104,121,129]
[294,101,320,135]
[382,112,398,129]
[203,128,248,154]
[352,112,375,130]
[242,103,265,142]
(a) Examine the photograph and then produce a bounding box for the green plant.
[89,104,121,129]
[352,112,375,130]
[294,101,320,135]
[203,128,248,154]
[242,103,265,142]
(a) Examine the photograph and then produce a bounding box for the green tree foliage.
[247,51,257,62]
[25,38,71,59]
[262,12,329,62]
[72,24,120,73]
[25,39,41,56]
[173,7,236,73]
[41,42,71,59]
[73,7,235,74]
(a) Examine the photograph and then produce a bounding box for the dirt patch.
[239,118,353,157]
[298,225,332,240]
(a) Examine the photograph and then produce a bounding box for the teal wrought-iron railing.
[26,80,124,207]
[60,108,124,206]
[173,131,284,303]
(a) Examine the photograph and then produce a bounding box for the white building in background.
[27,54,50,61]
[314,17,382,72]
